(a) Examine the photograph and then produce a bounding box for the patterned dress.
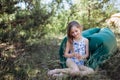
[69,37,86,66]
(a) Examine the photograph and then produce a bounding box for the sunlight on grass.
[3,74,14,80]
[27,69,40,78]
[117,38,120,47]
[26,33,65,46]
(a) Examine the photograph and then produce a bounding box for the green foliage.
[0,0,56,43]
[0,0,19,14]
[55,0,119,30]
[0,0,119,43]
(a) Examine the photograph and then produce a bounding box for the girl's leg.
[78,65,94,76]
[47,58,80,76]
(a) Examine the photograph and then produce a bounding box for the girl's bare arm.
[83,38,89,59]
[64,41,75,58]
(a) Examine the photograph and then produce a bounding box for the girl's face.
[70,26,81,39]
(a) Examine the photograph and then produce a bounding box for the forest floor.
[17,31,120,80]
[0,29,120,80]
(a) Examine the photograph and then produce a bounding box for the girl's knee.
[90,68,94,74]
[70,69,80,76]
[88,68,94,73]
[84,68,95,75]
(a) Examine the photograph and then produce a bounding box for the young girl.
[48,21,94,78]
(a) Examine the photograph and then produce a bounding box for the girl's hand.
[81,56,86,59]
[71,53,76,57]
[74,53,82,60]
[64,53,76,58]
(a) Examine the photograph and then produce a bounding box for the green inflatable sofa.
[59,27,117,69]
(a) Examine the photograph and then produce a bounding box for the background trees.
[0,0,119,43]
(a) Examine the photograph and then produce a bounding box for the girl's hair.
[67,21,83,44]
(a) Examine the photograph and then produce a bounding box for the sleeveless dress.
[69,37,86,66]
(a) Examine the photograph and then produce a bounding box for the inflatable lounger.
[59,27,117,69]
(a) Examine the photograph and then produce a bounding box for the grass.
[16,34,120,80]
[14,38,61,80]
[0,31,120,80]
